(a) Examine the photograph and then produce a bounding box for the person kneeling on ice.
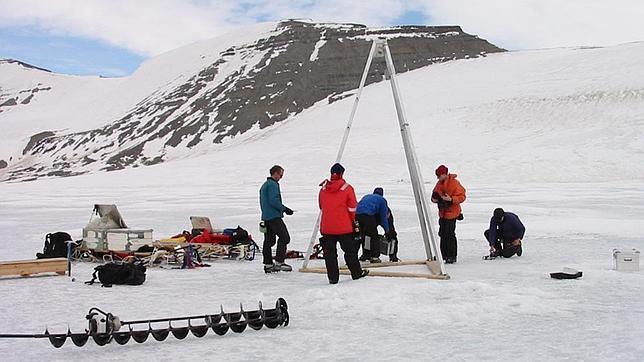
[318,163,369,284]
[485,208,525,258]
[357,187,391,263]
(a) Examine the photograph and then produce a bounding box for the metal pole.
[302,42,378,269]
[382,41,446,275]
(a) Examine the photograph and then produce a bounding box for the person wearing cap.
[318,163,369,284]
[431,164,466,264]
[484,208,525,258]
[259,165,294,273]
[356,187,391,263]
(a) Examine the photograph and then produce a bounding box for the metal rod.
[121,315,212,325]
[382,41,446,275]
[302,42,378,269]
[0,333,47,339]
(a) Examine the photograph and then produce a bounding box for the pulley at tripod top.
[374,38,387,58]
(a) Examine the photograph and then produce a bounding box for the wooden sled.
[0,258,68,278]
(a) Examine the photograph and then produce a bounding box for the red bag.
[190,229,232,245]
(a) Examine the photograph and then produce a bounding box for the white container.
[82,204,154,251]
[613,249,640,272]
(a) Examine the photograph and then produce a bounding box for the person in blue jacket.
[259,165,294,273]
[356,187,391,263]
[485,208,525,258]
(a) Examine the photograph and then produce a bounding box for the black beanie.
[330,163,345,175]
[493,208,505,221]
[373,187,384,196]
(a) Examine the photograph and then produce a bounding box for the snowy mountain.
[0,20,502,181]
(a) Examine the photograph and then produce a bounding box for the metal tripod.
[300,38,447,277]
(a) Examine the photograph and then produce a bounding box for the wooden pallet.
[0,258,68,278]
[300,259,450,280]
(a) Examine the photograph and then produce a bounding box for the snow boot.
[369,257,381,264]
[264,264,279,273]
[353,269,369,280]
[359,254,369,262]
[275,261,292,272]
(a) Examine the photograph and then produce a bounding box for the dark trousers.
[484,229,520,258]
[439,218,457,260]
[357,214,380,258]
[387,235,398,260]
[263,218,290,264]
[320,233,363,283]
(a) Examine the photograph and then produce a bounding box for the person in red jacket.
[431,164,466,264]
[318,163,369,284]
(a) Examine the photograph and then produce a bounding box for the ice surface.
[1,41,643,360]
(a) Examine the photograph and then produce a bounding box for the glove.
[283,207,294,215]
[385,230,397,239]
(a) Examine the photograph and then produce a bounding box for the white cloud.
[0,0,643,56]
[0,0,411,56]
[419,0,644,49]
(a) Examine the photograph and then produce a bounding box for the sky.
[1,0,643,77]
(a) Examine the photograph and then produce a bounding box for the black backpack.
[85,262,146,287]
[36,232,72,259]
[231,226,251,245]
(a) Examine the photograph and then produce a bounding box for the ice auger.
[0,298,289,348]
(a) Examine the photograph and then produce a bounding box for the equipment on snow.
[82,204,153,252]
[0,298,289,348]
[550,267,583,279]
[613,248,640,272]
[85,261,146,287]
[36,232,72,259]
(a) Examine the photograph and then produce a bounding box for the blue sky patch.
[0,26,144,77]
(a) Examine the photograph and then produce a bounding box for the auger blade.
[91,333,112,346]
[229,321,247,333]
[211,322,229,336]
[190,324,209,338]
[69,331,90,347]
[228,303,247,333]
[208,314,222,324]
[112,331,131,345]
[130,327,150,344]
[151,328,170,342]
[170,324,190,340]
[45,330,67,348]
[245,309,263,331]
[277,298,288,310]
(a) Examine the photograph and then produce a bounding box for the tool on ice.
[0,298,289,348]
[550,267,583,279]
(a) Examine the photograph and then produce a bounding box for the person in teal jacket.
[259,165,294,273]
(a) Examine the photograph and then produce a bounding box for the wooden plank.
[0,258,68,277]
[340,259,428,269]
[299,266,450,280]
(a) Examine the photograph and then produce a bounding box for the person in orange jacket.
[431,164,466,264]
[318,163,369,284]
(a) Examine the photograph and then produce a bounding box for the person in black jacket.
[484,208,525,258]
